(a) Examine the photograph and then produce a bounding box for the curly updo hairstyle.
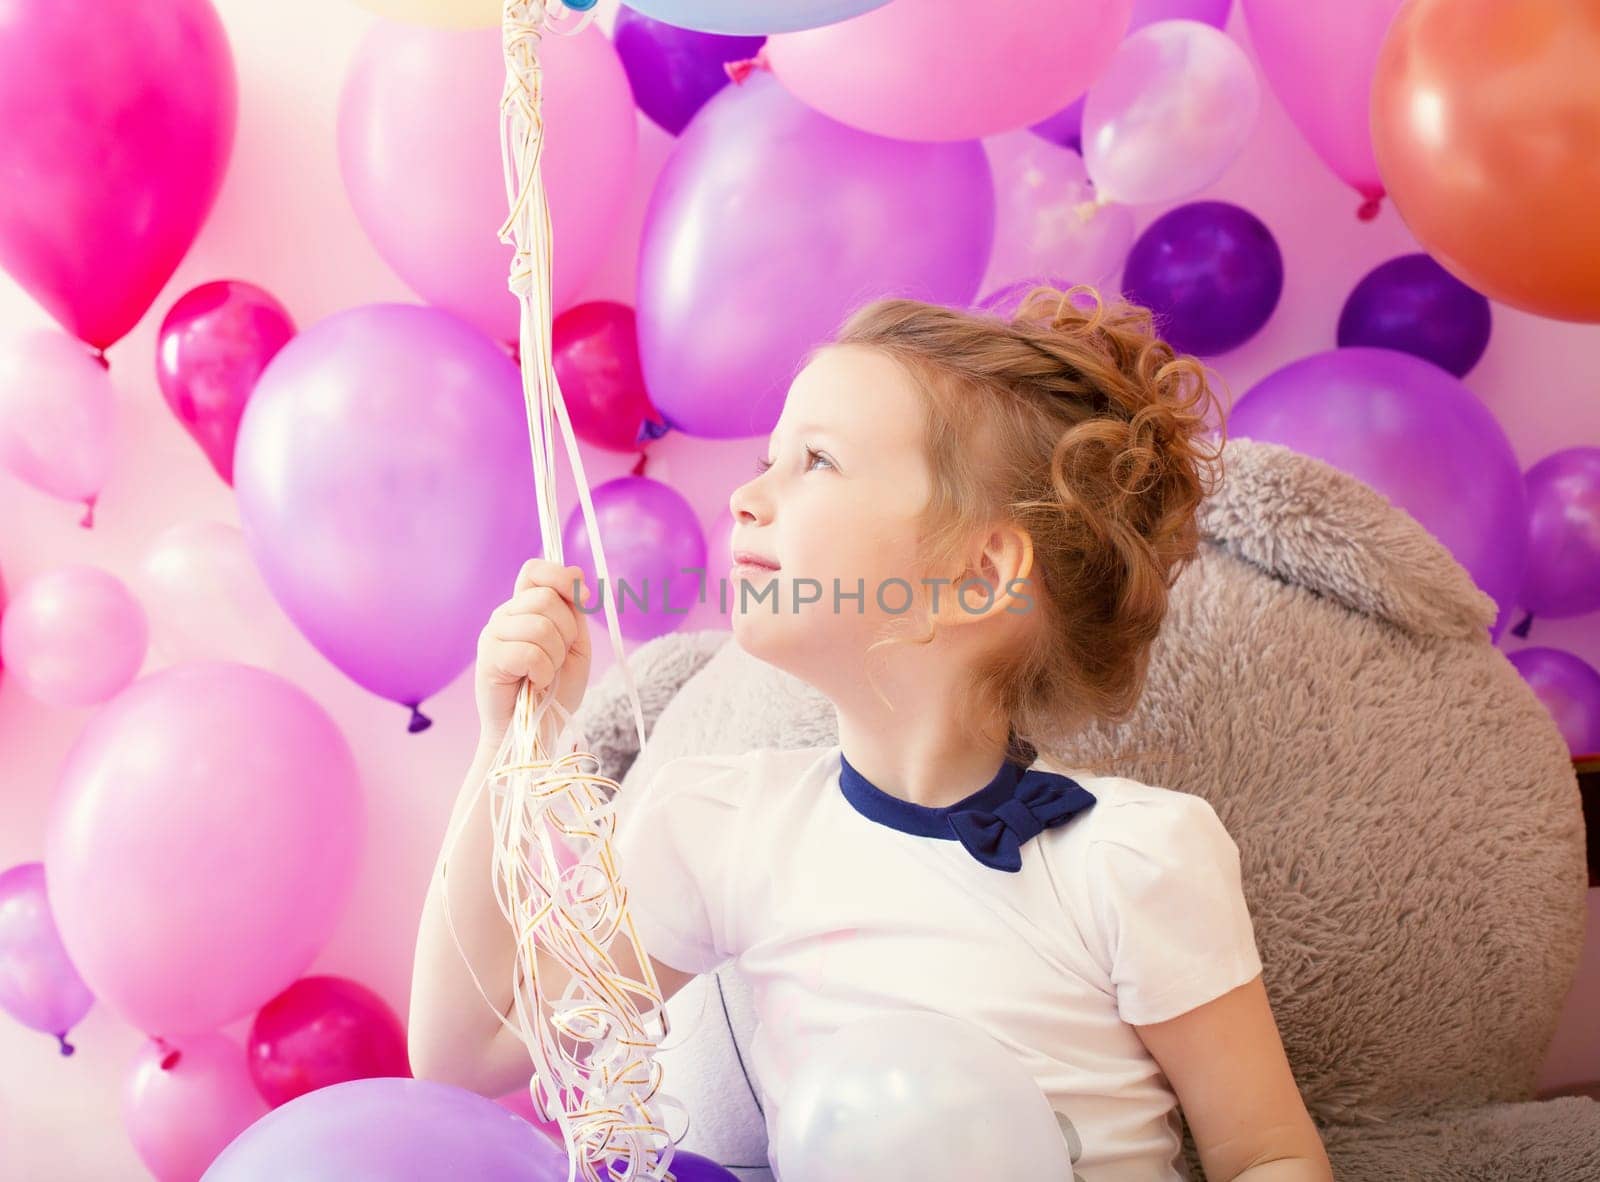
[825,283,1228,756]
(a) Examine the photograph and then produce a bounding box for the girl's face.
[727,344,939,679]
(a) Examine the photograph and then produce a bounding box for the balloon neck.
[153,1035,181,1070]
[724,48,770,86]
[90,348,109,371]
[637,417,670,445]
[56,1033,75,1056]
[1510,610,1533,639]
[630,452,648,477]
[1356,194,1384,222]
[79,495,97,529]
[408,702,434,734]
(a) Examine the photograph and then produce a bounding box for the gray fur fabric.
[571,436,1598,1181]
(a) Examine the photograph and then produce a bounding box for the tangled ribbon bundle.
[437,3,691,1179]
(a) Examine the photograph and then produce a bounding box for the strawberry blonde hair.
[818,283,1228,759]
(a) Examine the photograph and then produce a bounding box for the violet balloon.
[1228,347,1529,640]
[1516,448,1600,623]
[234,304,540,730]
[202,1077,573,1182]
[1027,0,1234,150]
[0,862,95,1055]
[0,0,236,352]
[552,301,669,453]
[637,71,994,438]
[613,9,764,136]
[338,21,636,345]
[124,1032,269,1182]
[45,661,365,1037]
[1121,201,1283,356]
[248,975,410,1109]
[562,476,707,643]
[157,281,296,486]
[1507,647,1600,758]
[1338,254,1491,378]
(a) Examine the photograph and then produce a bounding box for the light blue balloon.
[621,0,892,35]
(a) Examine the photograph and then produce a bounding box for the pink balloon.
[1240,0,1405,216]
[1082,19,1261,206]
[0,565,147,708]
[551,301,668,454]
[981,130,1135,294]
[338,22,637,345]
[45,661,365,1036]
[233,304,540,730]
[0,0,236,352]
[0,862,96,1055]
[156,281,296,486]
[247,975,410,1109]
[764,0,1133,141]
[0,328,116,527]
[123,1032,269,1182]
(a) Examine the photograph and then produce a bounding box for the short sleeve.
[612,754,749,975]
[1085,792,1263,1026]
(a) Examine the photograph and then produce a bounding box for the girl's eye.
[755,454,774,475]
[804,447,833,471]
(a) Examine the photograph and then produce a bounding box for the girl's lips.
[731,552,780,571]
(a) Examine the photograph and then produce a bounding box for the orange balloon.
[1371,0,1600,323]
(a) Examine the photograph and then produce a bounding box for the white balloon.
[770,1011,1074,1181]
[1083,19,1261,206]
[133,520,295,670]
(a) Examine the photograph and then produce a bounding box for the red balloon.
[551,301,669,453]
[247,975,410,1108]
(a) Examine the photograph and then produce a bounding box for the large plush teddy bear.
[571,436,1596,1181]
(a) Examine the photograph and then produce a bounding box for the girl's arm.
[1132,973,1334,1182]
[408,732,696,1097]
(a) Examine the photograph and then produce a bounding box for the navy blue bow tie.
[836,748,1097,873]
[946,769,1097,872]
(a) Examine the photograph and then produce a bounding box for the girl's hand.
[474,559,592,748]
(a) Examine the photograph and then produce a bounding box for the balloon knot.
[57,1033,75,1056]
[90,348,109,371]
[630,451,648,477]
[408,703,434,734]
[636,416,670,445]
[79,495,97,529]
[1356,194,1384,221]
[1510,610,1533,639]
[724,47,770,86]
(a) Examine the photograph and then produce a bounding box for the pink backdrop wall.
[1,2,1595,1176]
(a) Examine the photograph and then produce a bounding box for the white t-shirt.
[613,744,1264,1181]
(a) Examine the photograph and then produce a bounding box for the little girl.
[409,285,1333,1182]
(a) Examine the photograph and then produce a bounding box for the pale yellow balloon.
[352,0,504,29]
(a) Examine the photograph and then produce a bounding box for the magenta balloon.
[552,301,669,453]
[234,304,539,728]
[338,21,637,346]
[157,281,296,486]
[45,662,365,1037]
[0,862,95,1054]
[248,975,411,1109]
[561,476,707,643]
[0,0,236,351]
[1240,0,1404,212]
[1507,647,1600,758]
[1228,347,1528,640]
[124,1032,269,1182]
[1520,448,1600,620]
[637,71,995,438]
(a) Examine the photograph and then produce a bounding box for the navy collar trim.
[836,747,1035,840]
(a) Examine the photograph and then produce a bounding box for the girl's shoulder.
[1034,759,1241,861]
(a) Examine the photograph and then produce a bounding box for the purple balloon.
[234,304,539,731]
[1228,347,1529,640]
[614,9,764,136]
[1337,253,1492,378]
[0,862,94,1055]
[1027,0,1234,151]
[157,280,296,486]
[1518,448,1600,621]
[1507,647,1600,758]
[606,1149,739,1180]
[1121,200,1283,356]
[637,70,995,439]
[562,475,707,643]
[202,1077,571,1181]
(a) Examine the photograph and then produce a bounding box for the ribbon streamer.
[437,4,689,1179]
